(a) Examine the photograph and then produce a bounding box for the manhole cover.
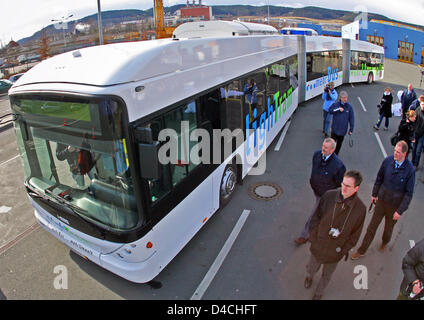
[248,182,283,201]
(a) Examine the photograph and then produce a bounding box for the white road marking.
[374,132,388,158]
[0,206,11,214]
[351,83,355,88]
[409,240,416,248]
[357,97,367,112]
[274,120,291,151]
[0,155,19,167]
[191,209,251,300]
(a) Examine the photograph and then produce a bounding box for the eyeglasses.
[341,182,355,189]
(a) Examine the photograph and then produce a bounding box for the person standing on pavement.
[304,170,366,300]
[411,98,424,171]
[351,141,415,260]
[407,94,424,111]
[295,138,346,245]
[398,110,416,158]
[373,87,393,131]
[322,82,338,138]
[401,84,417,119]
[398,237,424,300]
[328,91,354,155]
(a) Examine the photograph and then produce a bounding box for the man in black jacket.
[398,238,424,299]
[295,138,346,244]
[411,98,424,170]
[401,84,417,119]
[351,141,415,259]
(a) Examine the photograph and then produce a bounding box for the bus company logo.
[157,87,294,176]
[306,67,339,92]
[350,63,384,77]
[245,87,294,156]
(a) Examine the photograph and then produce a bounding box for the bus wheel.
[367,72,374,84]
[219,164,237,208]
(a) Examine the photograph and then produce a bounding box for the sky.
[1,0,423,45]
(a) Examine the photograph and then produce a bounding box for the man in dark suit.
[401,83,417,119]
[295,138,346,245]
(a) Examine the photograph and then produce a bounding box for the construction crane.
[153,0,175,39]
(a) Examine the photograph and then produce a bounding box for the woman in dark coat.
[374,87,393,130]
[398,110,416,157]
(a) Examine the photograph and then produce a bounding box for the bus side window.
[220,82,243,131]
[267,64,280,100]
[242,69,266,124]
[138,120,171,204]
[198,89,221,129]
[164,101,200,187]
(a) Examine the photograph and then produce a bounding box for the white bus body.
[172,20,279,39]
[349,39,384,84]
[9,23,383,283]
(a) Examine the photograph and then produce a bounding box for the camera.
[329,227,340,238]
[324,84,330,92]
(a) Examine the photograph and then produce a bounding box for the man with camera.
[322,82,338,138]
[351,141,415,260]
[304,170,366,300]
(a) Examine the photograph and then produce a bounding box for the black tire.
[367,72,374,84]
[219,163,237,209]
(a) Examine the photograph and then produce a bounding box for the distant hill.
[16,4,422,46]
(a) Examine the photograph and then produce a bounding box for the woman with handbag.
[398,110,416,157]
[374,87,393,131]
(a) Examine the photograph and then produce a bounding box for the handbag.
[390,132,400,146]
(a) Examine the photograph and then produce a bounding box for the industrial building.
[342,19,424,65]
[179,0,213,21]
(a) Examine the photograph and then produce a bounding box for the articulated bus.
[8,21,384,283]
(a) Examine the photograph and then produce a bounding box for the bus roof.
[172,20,279,39]
[11,39,175,88]
[11,34,291,89]
[351,39,385,54]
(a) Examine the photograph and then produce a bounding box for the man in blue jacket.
[328,91,354,155]
[322,82,338,138]
[295,138,346,245]
[351,141,415,259]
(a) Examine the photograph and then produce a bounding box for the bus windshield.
[11,95,139,231]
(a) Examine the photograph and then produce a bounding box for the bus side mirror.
[138,142,160,180]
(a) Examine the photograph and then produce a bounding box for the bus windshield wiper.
[44,188,107,239]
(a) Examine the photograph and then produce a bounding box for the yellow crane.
[153,0,175,39]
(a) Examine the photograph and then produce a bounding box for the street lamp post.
[97,0,104,45]
[267,0,270,25]
[51,14,73,52]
